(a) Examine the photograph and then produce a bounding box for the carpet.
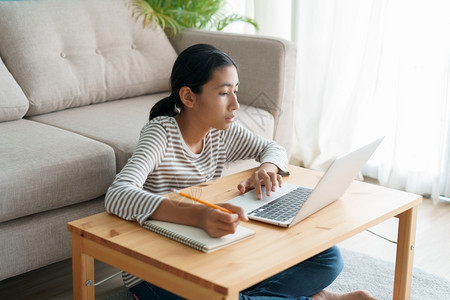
[106,248,450,299]
[328,248,450,299]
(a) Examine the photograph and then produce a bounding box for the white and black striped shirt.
[105,116,287,288]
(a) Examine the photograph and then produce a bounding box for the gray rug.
[328,248,450,299]
[106,248,450,299]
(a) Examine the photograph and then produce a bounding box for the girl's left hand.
[237,163,282,200]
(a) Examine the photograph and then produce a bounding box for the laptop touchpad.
[226,183,298,213]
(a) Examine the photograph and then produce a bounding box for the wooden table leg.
[72,233,95,300]
[393,205,418,300]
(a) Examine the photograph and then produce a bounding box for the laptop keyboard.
[248,187,312,222]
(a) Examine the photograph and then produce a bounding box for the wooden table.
[68,165,422,299]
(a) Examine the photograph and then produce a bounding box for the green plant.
[128,0,258,36]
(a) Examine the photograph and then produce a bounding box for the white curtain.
[226,0,450,203]
[290,0,387,170]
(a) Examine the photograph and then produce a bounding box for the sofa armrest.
[169,29,297,155]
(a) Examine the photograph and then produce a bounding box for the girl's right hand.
[201,203,247,238]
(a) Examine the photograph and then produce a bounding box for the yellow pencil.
[170,188,234,214]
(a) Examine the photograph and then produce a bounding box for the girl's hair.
[149,44,237,120]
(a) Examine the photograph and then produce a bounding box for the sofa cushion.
[0,0,177,116]
[0,57,28,122]
[235,104,274,140]
[0,120,116,223]
[29,94,164,172]
[29,94,274,173]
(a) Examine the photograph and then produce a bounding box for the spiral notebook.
[143,220,256,253]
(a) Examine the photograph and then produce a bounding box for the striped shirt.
[105,116,287,288]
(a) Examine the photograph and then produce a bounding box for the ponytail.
[149,94,179,120]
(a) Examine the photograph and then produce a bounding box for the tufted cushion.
[0,57,28,122]
[0,0,177,116]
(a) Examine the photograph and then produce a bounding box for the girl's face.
[193,65,240,130]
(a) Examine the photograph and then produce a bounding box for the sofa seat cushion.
[29,94,164,172]
[29,94,275,173]
[0,57,28,122]
[0,0,177,116]
[235,104,274,140]
[0,120,116,223]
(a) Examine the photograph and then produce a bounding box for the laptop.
[226,137,384,227]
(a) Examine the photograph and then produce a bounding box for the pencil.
[170,188,234,214]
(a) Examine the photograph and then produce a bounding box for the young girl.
[105,44,375,300]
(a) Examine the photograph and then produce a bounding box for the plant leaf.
[216,14,259,31]
[126,0,258,37]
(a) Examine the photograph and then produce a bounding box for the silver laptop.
[227,137,384,227]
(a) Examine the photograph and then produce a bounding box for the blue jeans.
[129,246,344,300]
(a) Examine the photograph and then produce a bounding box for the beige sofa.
[0,0,296,281]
